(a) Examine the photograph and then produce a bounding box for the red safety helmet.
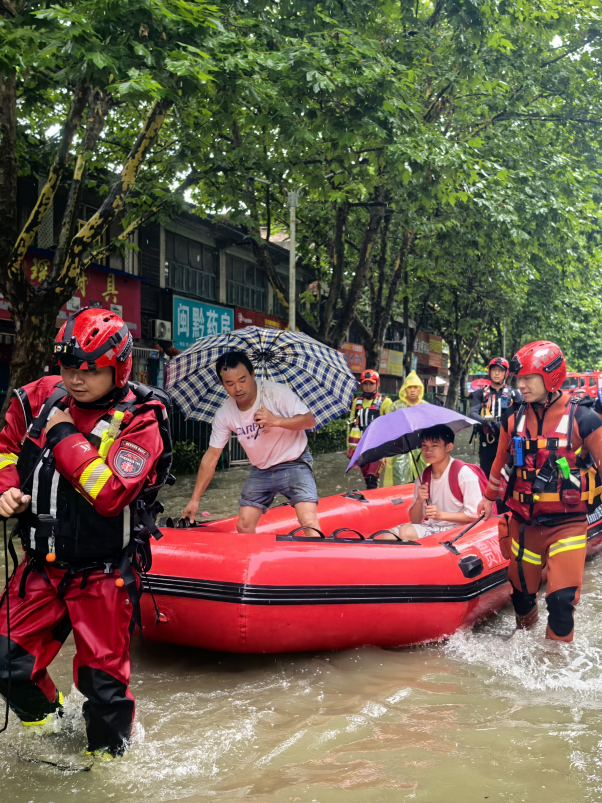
[360,369,380,385]
[54,307,133,388]
[510,341,566,393]
[488,357,509,374]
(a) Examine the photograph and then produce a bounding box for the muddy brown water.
[3,432,602,802]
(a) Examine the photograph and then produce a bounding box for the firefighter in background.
[478,341,602,641]
[0,308,171,757]
[347,369,393,489]
[470,357,522,477]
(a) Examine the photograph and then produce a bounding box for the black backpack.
[123,382,175,544]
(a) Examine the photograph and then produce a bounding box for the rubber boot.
[515,607,539,630]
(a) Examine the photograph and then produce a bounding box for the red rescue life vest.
[348,394,385,447]
[499,396,602,521]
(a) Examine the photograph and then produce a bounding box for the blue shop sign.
[173,295,234,350]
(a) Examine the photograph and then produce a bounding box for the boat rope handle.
[286,526,326,538]
[367,529,420,544]
[341,490,369,502]
[168,517,204,529]
[329,528,365,540]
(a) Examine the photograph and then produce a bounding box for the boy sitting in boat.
[181,351,320,535]
[394,424,483,539]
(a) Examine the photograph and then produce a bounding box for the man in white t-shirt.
[181,351,320,534]
[394,424,482,539]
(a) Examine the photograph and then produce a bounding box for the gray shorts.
[239,450,319,514]
[397,521,453,539]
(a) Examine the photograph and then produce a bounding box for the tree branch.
[7,80,88,281]
[58,96,173,292]
[49,86,112,289]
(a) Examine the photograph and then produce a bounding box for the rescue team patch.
[121,440,150,459]
[115,447,148,478]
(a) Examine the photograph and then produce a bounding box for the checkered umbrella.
[165,326,358,429]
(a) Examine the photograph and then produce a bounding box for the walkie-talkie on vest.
[512,436,524,466]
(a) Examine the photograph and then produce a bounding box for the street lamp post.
[287,192,298,331]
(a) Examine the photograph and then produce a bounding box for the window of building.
[226,254,266,312]
[165,231,217,300]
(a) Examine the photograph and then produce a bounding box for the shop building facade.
[0,181,310,420]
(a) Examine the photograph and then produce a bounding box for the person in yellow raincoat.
[383,370,428,487]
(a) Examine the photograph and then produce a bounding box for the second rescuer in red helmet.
[0,307,172,757]
[469,357,522,478]
[478,340,602,642]
[347,369,393,490]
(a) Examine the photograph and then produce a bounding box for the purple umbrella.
[346,403,476,471]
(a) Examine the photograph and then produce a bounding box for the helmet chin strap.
[533,391,555,409]
[72,384,129,410]
[363,390,377,398]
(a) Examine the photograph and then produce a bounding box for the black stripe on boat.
[143,568,508,606]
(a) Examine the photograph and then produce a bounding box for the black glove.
[483,420,500,437]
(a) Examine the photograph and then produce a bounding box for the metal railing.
[169,408,251,470]
[169,408,212,453]
[228,435,250,466]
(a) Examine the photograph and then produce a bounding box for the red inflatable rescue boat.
[141,486,602,653]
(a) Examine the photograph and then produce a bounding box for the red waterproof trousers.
[505,516,587,642]
[360,461,384,490]
[0,558,136,753]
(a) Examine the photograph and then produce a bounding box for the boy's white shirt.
[411,456,481,528]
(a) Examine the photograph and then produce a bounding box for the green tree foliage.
[182,0,602,406]
[0,0,217,416]
[3,0,602,415]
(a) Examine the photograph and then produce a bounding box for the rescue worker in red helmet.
[478,341,602,641]
[469,357,522,478]
[347,369,392,489]
[0,307,172,756]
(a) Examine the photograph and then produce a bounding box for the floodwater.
[4,433,602,802]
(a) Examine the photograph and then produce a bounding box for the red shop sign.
[339,342,366,373]
[234,307,287,330]
[0,253,141,334]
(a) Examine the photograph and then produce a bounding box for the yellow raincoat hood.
[398,370,425,406]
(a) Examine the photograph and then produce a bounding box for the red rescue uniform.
[0,376,166,753]
[485,392,602,641]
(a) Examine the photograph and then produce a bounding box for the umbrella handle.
[254,371,265,440]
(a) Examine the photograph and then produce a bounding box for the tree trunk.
[370,227,415,370]
[6,81,88,283]
[0,73,18,273]
[318,200,349,341]
[459,365,468,406]
[364,213,393,369]
[251,238,318,338]
[1,304,60,420]
[52,87,111,277]
[446,340,462,410]
[330,198,384,349]
[0,94,176,426]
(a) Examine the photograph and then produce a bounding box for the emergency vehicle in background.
[561,372,602,399]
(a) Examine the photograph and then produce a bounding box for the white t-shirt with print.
[411,457,481,528]
[209,379,310,470]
